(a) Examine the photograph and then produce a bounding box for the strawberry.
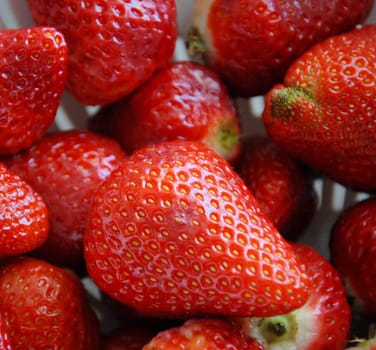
[235,242,351,350]
[143,318,265,350]
[91,61,242,163]
[329,197,376,318]
[236,135,317,241]
[262,24,376,192]
[187,0,374,97]
[27,0,177,106]
[0,256,101,349]
[4,130,127,271]
[84,140,310,319]
[0,27,68,154]
[0,162,49,257]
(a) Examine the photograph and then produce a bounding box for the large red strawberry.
[0,256,101,349]
[0,27,68,154]
[4,130,127,271]
[262,24,376,192]
[235,243,351,350]
[91,61,242,163]
[329,197,376,318]
[236,135,317,241]
[84,140,310,319]
[143,318,265,350]
[187,0,373,97]
[27,0,177,106]
[0,162,49,257]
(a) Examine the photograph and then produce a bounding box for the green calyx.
[187,26,207,57]
[258,314,298,344]
[217,120,239,151]
[270,87,316,120]
[203,118,240,162]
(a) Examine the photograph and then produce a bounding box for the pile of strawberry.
[0,0,375,349]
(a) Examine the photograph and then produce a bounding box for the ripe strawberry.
[4,130,127,271]
[187,0,373,97]
[0,27,68,154]
[143,318,265,350]
[235,243,351,350]
[329,197,376,318]
[236,135,317,241]
[0,256,100,349]
[27,0,177,106]
[262,24,376,192]
[91,61,242,163]
[84,140,310,319]
[0,162,49,257]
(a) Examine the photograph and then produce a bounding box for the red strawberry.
[235,243,351,350]
[90,61,242,163]
[143,318,265,350]
[187,0,373,97]
[27,0,177,106]
[0,27,68,154]
[236,135,317,241]
[0,162,49,257]
[262,24,376,192]
[0,256,100,349]
[84,140,310,319]
[329,197,376,318]
[4,130,127,271]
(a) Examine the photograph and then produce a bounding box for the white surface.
[0,0,374,259]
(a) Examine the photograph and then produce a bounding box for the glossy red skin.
[292,243,351,350]
[27,0,177,106]
[4,130,127,271]
[0,257,100,349]
[262,25,376,192]
[0,314,12,350]
[84,140,310,318]
[236,135,316,241]
[193,0,373,97]
[143,318,265,350]
[0,162,49,257]
[93,61,242,163]
[330,197,376,317]
[0,27,68,154]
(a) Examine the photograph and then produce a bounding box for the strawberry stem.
[187,27,206,57]
[259,314,298,344]
[268,321,286,336]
